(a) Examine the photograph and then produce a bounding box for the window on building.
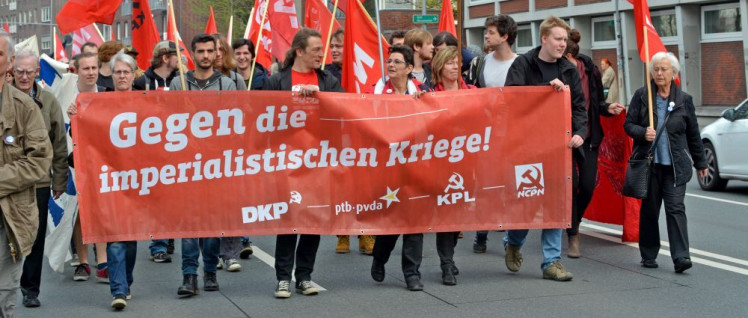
[41,36,51,51]
[515,24,533,53]
[702,3,741,40]
[592,16,616,48]
[125,21,130,38]
[41,6,51,22]
[651,10,677,38]
[102,25,111,41]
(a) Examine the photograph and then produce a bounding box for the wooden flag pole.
[227,16,234,43]
[372,0,387,86]
[321,0,339,70]
[457,0,463,86]
[248,0,270,91]
[52,27,57,61]
[643,26,654,129]
[168,0,186,91]
[92,24,105,41]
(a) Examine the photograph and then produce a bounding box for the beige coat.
[602,66,619,104]
[32,82,69,191]
[0,83,53,262]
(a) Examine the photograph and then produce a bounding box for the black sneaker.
[295,280,319,296]
[274,280,291,298]
[641,258,659,268]
[674,258,692,273]
[166,239,175,254]
[22,294,40,308]
[239,245,253,259]
[111,295,127,310]
[204,272,219,291]
[151,252,172,263]
[73,264,90,281]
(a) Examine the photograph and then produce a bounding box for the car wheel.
[698,142,728,191]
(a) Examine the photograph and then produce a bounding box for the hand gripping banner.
[73,87,572,243]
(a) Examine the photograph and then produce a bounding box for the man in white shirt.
[468,15,518,89]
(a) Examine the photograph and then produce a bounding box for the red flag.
[205,6,219,34]
[336,0,365,15]
[2,22,8,33]
[167,2,195,70]
[131,0,161,70]
[305,0,341,64]
[56,0,121,34]
[342,0,388,93]
[247,0,273,69]
[629,0,666,63]
[438,0,456,37]
[111,25,116,41]
[71,24,105,55]
[268,0,300,61]
[54,29,68,62]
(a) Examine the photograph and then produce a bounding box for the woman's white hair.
[649,52,680,77]
[109,49,137,72]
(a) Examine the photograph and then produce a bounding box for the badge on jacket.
[4,135,15,145]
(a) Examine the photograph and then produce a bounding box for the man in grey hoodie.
[170,34,235,298]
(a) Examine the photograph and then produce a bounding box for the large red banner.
[73,88,572,243]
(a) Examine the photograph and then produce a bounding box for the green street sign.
[413,14,439,24]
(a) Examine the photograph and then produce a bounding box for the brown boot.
[336,235,350,254]
[567,234,581,258]
[359,235,374,255]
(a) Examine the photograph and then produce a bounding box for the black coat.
[505,46,588,139]
[262,67,344,92]
[133,67,177,90]
[624,81,707,186]
[577,54,613,147]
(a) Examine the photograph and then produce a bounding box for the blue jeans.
[149,240,168,255]
[503,229,562,270]
[106,241,137,297]
[181,238,219,275]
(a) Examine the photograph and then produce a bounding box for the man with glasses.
[11,50,68,308]
[134,41,181,91]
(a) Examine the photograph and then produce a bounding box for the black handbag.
[622,111,671,199]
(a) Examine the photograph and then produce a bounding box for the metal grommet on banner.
[499,87,503,92]
[293,229,298,233]
[428,228,432,232]
[498,225,503,229]
[567,223,571,228]
[430,92,435,96]
[149,235,154,239]
[220,232,225,236]
[567,176,572,180]
[360,230,365,234]
[566,131,571,134]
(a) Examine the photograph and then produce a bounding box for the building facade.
[463,0,748,107]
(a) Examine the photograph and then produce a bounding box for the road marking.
[252,246,327,291]
[580,223,748,276]
[685,193,748,207]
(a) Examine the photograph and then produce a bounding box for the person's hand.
[568,135,584,148]
[67,103,77,116]
[53,191,64,199]
[297,85,319,97]
[698,168,708,179]
[607,103,624,115]
[550,78,565,92]
[645,127,656,142]
[412,91,425,99]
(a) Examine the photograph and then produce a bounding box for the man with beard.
[403,29,435,88]
[134,41,182,91]
[170,34,236,297]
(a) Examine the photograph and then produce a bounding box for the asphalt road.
[16,179,748,318]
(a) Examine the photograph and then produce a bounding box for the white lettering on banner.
[241,190,301,223]
[386,127,492,167]
[352,43,374,93]
[515,163,545,198]
[437,172,475,206]
[273,0,299,28]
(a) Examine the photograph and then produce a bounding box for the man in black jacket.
[262,28,342,299]
[133,41,181,91]
[503,16,587,282]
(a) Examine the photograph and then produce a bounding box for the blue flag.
[39,58,62,86]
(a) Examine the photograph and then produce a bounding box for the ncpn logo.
[515,164,545,198]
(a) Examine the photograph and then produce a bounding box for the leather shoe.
[641,258,658,268]
[371,260,385,282]
[204,271,219,291]
[405,277,423,291]
[674,258,692,273]
[177,274,199,296]
[452,265,459,276]
[442,269,457,286]
[22,294,40,308]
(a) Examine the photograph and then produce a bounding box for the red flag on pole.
[268,0,300,61]
[167,2,195,69]
[247,0,273,69]
[56,0,121,34]
[305,0,341,64]
[54,29,68,62]
[205,6,219,34]
[342,0,388,93]
[2,22,9,33]
[71,24,105,55]
[131,0,161,70]
[629,0,666,62]
[438,0,456,37]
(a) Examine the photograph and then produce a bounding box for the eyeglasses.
[386,59,406,65]
[114,70,133,76]
[13,69,35,78]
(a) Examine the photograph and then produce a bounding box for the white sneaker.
[226,259,242,272]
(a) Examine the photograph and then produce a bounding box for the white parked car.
[698,99,748,191]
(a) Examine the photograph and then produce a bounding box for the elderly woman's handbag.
[623,110,672,199]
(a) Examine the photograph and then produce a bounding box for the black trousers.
[639,164,690,261]
[21,187,50,298]
[435,232,458,270]
[274,234,320,281]
[372,234,423,279]
[568,145,599,235]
